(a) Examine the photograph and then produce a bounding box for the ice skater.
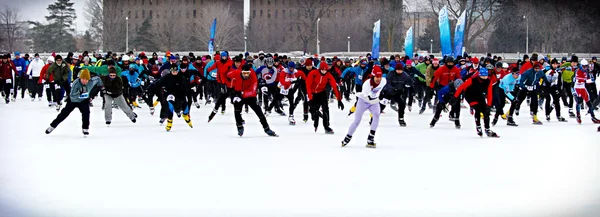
[45,69,103,137]
[341,66,386,148]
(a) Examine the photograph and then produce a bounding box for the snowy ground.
[1,93,599,217]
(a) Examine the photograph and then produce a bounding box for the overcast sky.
[3,0,87,34]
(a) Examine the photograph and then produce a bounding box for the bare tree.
[295,0,336,54]
[0,6,22,52]
[189,1,243,52]
[84,0,103,50]
[102,1,127,52]
[426,0,501,52]
[149,3,191,51]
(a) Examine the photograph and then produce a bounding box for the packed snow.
[1,95,599,217]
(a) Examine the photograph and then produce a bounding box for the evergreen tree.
[31,0,77,51]
[132,18,158,51]
[81,30,96,52]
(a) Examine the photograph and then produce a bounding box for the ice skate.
[429,118,438,128]
[264,128,278,137]
[82,129,89,138]
[208,109,218,122]
[455,120,461,129]
[45,126,55,134]
[507,116,518,126]
[366,131,376,148]
[557,116,567,122]
[347,105,356,116]
[592,116,600,124]
[288,115,296,125]
[324,127,335,134]
[408,105,412,112]
[150,107,155,115]
[106,121,111,126]
[183,114,193,128]
[492,116,499,126]
[303,113,309,122]
[532,115,543,125]
[194,102,200,109]
[165,119,173,131]
[341,135,352,147]
[398,118,406,127]
[476,126,483,137]
[569,109,576,118]
[237,125,244,136]
[159,118,166,125]
[485,128,499,138]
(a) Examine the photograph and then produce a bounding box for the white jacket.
[357,78,387,104]
[27,58,45,77]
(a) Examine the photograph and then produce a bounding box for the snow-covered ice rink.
[1,95,599,217]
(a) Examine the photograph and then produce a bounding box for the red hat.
[140,52,146,56]
[305,58,313,66]
[406,60,412,65]
[533,62,542,69]
[319,63,329,70]
[471,58,479,64]
[142,59,149,64]
[320,56,325,61]
[372,66,383,78]
[432,58,440,64]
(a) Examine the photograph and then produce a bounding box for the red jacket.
[454,76,494,107]
[0,61,17,79]
[207,59,233,86]
[227,69,258,98]
[306,69,340,101]
[38,64,54,83]
[431,66,460,88]
[520,61,534,74]
[278,69,306,89]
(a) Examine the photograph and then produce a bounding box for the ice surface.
[1,95,599,217]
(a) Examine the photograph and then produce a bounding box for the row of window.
[254,0,354,6]
[252,8,360,19]
[115,0,221,6]
[120,9,203,19]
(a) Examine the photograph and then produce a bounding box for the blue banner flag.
[372,20,381,59]
[438,6,453,57]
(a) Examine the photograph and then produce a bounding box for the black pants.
[50,99,90,129]
[1,78,13,99]
[234,97,270,129]
[129,86,147,105]
[384,92,407,119]
[586,83,598,104]
[166,95,189,119]
[309,91,332,129]
[293,84,309,117]
[204,80,218,100]
[29,77,43,98]
[433,99,461,121]
[466,96,490,129]
[422,87,435,108]
[561,82,573,109]
[266,85,283,113]
[55,81,71,104]
[13,76,27,98]
[191,84,200,103]
[544,86,562,117]
[44,81,56,102]
[212,84,229,112]
[495,90,513,117]
[509,89,538,116]
[285,89,298,115]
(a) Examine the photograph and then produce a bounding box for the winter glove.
[337,100,345,110]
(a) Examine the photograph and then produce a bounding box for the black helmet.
[445,57,454,63]
[495,62,503,68]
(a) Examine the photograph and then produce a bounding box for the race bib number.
[16,66,22,71]
[167,94,175,101]
[526,85,534,91]
[358,75,363,80]
[79,93,89,99]
[210,71,217,78]
[5,79,11,84]
[191,86,197,91]
[44,84,49,88]
[496,74,501,78]
[280,88,289,95]
[55,84,60,89]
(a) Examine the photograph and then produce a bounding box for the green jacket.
[415,63,429,82]
[47,62,71,83]
[560,62,575,83]
[81,65,122,76]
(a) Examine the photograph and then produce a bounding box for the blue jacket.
[499,74,519,100]
[12,58,27,76]
[341,66,369,85]
[121,70,142,88]
[204,60,217,81]
[437,83,456,104]
[390,60,404,70]
[256,65,278,85]
[520,68,549,90]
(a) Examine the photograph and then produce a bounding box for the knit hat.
[470,57,479,64]
[79,69,91,80]
[550,58,558,65]
[432,58,440,65]
[288,61,296,69]
[406,60,412,65]
[305,58,313,66]
[531,53,538,61]
[479,68,489,76]
[169,55,177,60]
[570,55,578,63]
[319,63,329,70]
[533,62,542,69]
[371,66,383,78]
